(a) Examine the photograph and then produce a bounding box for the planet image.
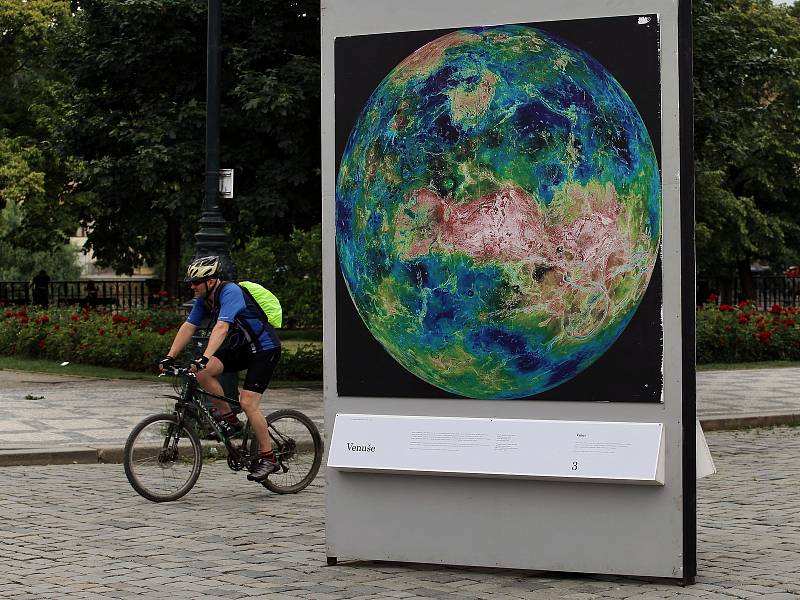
[336,25,661,399]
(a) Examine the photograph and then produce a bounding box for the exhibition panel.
[322,0,694,581]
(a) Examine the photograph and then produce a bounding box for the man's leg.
[243,388,279,481]
[195,357,232,414]
[241,348,281,481]
[240,389,271,453]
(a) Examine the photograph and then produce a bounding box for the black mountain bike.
[123,366,323,503]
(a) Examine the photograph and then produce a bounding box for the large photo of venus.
[335,24,662,399]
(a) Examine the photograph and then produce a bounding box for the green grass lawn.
[0,356,165,382]
[0,326,322,386]
[697,360,800,371]
[280,340,321,353]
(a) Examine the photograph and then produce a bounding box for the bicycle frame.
[160,369,291,472]
[161,371,254,470]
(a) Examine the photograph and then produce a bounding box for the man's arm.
[167,321,199,359]
[202,320,230,359]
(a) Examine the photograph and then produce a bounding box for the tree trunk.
[737,259,756,302]
[164,215,181,297]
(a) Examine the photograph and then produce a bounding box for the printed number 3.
[571,461,578,471]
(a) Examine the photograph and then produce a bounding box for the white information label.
[328,414,665,485]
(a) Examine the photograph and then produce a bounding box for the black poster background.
[335,15,663,402]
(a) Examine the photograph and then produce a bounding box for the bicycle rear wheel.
[259,409,323,494]
[123,413,203,502]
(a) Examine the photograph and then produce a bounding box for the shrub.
[274,343,322,381]
[0,305,323,380]
[233,224,322,328]
[0,305,184,371]
[696,299,800,364]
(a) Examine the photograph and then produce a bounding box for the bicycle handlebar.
[158,366,196,378]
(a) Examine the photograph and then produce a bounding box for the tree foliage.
[55,0,208,281]
[222,1,321,239]
[11,0,799,299]
[54,0,320,288]
[232,225,322,328]
[0,0,83,251]
[0,203,81,280]
[694,0,800,280]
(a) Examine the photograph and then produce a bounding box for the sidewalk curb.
[699,413,800,431]
[0,447,100,466]
[1,415,797,467]
[0,441,233,467]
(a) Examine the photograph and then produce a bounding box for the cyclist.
[159,256,282,482]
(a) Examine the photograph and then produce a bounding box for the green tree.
[0,202,80,281]
[54,0,208,291]
[0,0,83,252]
[221,1,320,240]
[55,0,320,293]
[694,0,800,297]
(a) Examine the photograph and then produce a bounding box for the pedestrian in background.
[31,270,50,307]
[83,281,99,308]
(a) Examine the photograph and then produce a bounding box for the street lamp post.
[194,0,235,279]
[188,0,238,406]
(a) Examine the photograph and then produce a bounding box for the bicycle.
[123,366,323,503]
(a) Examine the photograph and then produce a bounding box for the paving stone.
[3,368,800,598]
[0,427,797,600]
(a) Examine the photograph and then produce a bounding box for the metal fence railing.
[0,280,192,310]
[698,276,800,311]
[6,276,796,314]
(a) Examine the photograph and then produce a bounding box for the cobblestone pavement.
[3,366,800,452]
[2,426,799,599]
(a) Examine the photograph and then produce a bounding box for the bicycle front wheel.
[261,409,323,494]
[123,413,203,503]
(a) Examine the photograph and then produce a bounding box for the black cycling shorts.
[213,346,281,393]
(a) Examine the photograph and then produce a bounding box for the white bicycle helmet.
[185,256,221,282]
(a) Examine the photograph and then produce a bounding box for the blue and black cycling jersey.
[187,282,280,353]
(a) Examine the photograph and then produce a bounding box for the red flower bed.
[697,299,800,363]
[0,306,184,371]
[0,303,322,379]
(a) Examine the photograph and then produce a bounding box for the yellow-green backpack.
[239,281,282,328]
